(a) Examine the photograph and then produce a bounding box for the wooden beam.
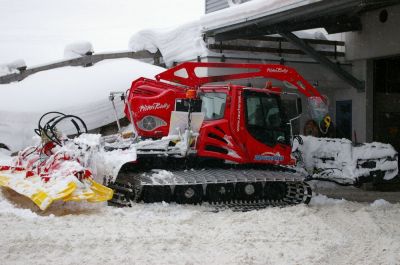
[208,44,345,58]
[245,36,345,46]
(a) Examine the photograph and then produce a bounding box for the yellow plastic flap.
[87,178,114,202]
[0,175,9,186]
[32,181,77,210]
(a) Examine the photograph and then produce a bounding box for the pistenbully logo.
[267,68,288,74]
[139,103,170,112]
[254,152,284,162]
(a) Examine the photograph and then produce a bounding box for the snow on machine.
[0,113,113,210]
[296,136,398,186]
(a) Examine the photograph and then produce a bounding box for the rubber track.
[108,169,312,211]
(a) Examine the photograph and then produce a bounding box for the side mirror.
[296,97,302,115]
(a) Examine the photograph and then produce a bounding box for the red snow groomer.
[108,62,329,209]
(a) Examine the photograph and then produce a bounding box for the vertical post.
[334,41,338,60]
[278,40,282,57]
[109,93,121,132]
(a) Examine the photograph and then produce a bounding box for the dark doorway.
[373,56,400,152]
[336,100,352,140]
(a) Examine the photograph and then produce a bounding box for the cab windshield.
[245,90,289,146]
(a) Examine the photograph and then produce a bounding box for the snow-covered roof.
[128,0,346,67]
[129,22,208,67]
[129,0,396,67]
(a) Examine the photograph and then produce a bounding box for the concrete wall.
[300,3,400,143]
[346,4,400,61]
[331,60,369,142]
[343,4,400,142]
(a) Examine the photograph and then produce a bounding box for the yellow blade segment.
[86,178,114,202]
[0,175,10,186]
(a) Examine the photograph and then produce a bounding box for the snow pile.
[64,41,94,59]
[297,136,398,183]
[0,59,26,76]
[129,21,208,67]
[0,59,165,152]
[309,194,346,206]
[58,134,137,183]
[94,145,137,183]
[354,142,399,180]
[298,137,354,183]
[370,199,391,208]
[34,133,136,184]
[144,169,177,185]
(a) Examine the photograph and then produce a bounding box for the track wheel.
[206,183,234,204]
[108,181,135,207]
[174,185,203,204]
[235,182,262,202]
[303,183,313,204]
[141,185,172,203]
[264,182,287,201]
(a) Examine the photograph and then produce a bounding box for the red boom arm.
[155,62,323,100]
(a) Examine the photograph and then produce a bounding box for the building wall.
[332,60,369,142]
[343,4,400,143]
[345,4,400,61]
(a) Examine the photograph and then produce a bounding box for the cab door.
[243,90,293,165]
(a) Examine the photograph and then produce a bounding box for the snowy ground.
[2,143,399,264]
[0,189,399,265]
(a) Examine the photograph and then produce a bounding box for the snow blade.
[0,167,113,210]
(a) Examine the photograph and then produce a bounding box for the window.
[200,92,227,120]
[246,96,282,128]
[245,91,289,146]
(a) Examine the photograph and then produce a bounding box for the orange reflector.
[265,81,272,89]
[186,89,197,99]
